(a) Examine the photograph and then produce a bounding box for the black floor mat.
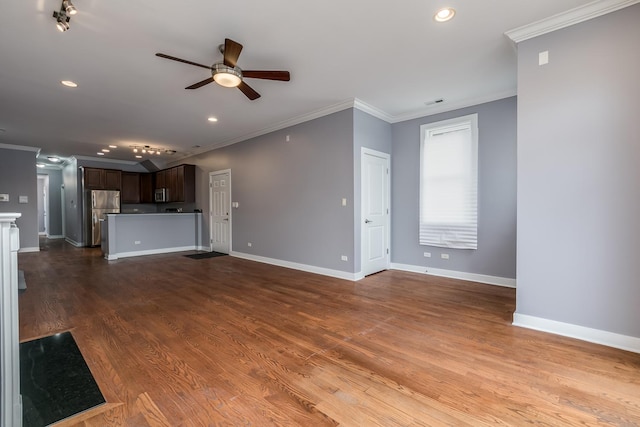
[20,331,105,427]
[184,251,228,259]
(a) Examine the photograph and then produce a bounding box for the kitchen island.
[102,213,204,260]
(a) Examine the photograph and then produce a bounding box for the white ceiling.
[0,0,594,166]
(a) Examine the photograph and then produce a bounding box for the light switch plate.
[0,194,8,202]
[19,196,28,204]
[539,50,549,65]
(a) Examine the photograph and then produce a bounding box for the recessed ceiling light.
[135,155,142,159]
[61,80,78,88]
[208,117,218,122]
[108,145,117,149]
[102,149,110,153]
[47,156,61,162]
[97,152,104,156]
[434,7,456,22]
[36,163,46,168]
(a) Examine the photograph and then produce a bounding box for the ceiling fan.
[155,38,290,101]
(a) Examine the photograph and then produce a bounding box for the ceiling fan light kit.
[212,64,242,88]
[156,38,290,101]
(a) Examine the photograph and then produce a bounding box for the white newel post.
[0,213,22,427]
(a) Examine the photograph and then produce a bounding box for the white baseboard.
[65,238,83,247]
[513,313,640,354]
[18,247,40,253]
[46,235,64,239]
[106,245,198,261]
[390,262,516,288]
[230,251,359,281]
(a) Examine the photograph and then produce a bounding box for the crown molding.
[0,142,40,152]
[174,99,360,161]
[505,0,640,43]
[175,89,518,163]
[353,99,395,122]
[390,90,517,124]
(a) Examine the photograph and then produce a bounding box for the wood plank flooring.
[18,238,640,426]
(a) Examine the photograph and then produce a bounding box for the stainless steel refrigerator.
[86,190,120,247]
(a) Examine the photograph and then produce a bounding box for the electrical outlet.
[441,253,449,260]
[424,252,431,258]
[248,242,252,247]
[341,255,348,261]
[134,240,141,245]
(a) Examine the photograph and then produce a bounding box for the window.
[420,114,478,249]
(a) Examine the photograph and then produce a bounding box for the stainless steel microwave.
[154,188,167,202]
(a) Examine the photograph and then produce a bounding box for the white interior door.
[209,171,231,253]
[361,148,390,276]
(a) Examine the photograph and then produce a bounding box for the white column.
[0,213,22,427]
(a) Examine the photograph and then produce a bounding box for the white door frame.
[37,174,49,237]
[360,147,391,276]
[209,169,232,253]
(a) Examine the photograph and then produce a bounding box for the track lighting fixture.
[63,0,77,15]
[54,13,70,32]
[53,0,77,32]
[130,145,167,156]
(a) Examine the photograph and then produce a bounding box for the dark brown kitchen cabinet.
[154,164,195,203]
[83,167,122,190]
[104,169,122,190]
[140,173,154,203]
[121,172,140,204]
[155,169,167,189]
[83,168,103,189]
[175,164,195,203]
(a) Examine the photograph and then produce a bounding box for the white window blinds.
[420,114,478,249]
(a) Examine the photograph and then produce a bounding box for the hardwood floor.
[18,238,640,426]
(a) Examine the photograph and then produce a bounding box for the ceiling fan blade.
[223,39,243,68]
[155,53,212,70]
[242,70,291,81]
[185,77,214,90]
[237,81,260,100]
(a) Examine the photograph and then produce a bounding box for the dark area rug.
[185,251,228,259]
[20,331,105,427]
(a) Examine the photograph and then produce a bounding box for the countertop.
[107,212,201,216]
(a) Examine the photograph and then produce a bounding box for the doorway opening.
[37,174,49,237]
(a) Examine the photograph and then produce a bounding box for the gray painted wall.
[179,109,356,272]
[0,147,39,250]
[391,97,517,279]
[353,108,392,272]
[37,169,63,237]
[104,213,201,257]
[516,5,640,337]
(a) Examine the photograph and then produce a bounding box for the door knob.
[364,219,372,223]
[223,218,229,221]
